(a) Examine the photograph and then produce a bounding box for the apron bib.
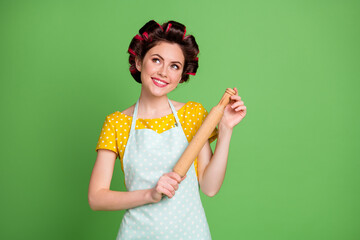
[116,98,211,240]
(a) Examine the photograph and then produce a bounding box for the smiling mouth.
[152,78,168,87]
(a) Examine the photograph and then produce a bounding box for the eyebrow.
[151,54,183,67]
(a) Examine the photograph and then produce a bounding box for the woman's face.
[136,41,185,98]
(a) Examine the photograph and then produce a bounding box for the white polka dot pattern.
[116,99,211,240]
[95,101,218,177]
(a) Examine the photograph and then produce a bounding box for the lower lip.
[152,78,168,88]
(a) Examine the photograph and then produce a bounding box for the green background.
[1,0,359,239]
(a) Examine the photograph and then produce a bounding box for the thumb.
[180,175,187,183]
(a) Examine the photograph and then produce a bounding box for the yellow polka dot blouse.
[95,101,218,177]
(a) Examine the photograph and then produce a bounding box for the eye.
[152,58,160,64]
[171,64,180,70]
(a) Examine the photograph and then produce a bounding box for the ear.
[135,56,142,72]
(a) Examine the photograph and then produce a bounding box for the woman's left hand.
[219,87,247,130]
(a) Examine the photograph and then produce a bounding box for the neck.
[137,88,170,118]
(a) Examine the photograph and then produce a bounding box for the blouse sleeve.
[95,115,118,156]
[196,103,218,143]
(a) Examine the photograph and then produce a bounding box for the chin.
[144,87,167,98]
[151,85,176,96]
[152,90,170,97]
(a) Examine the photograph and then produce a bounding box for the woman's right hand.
[150,172,187,203]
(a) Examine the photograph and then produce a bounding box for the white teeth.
[154,79,167,85]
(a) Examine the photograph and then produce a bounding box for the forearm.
[200,124,233,196]
[88,188,153,211]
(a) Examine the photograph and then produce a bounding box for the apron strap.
[130,98,182,136]
[129,99,140,137]
[168,99,182,127]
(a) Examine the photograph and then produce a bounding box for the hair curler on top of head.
[127,20,200,84]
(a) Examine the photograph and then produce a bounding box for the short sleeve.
[196,103,218,143]
[95,115,118,156]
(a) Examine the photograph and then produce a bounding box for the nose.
[157,64,167,77]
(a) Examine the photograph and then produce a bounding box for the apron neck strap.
[130,98,182,134]
[167,99,182,127]
[130,99,140,133]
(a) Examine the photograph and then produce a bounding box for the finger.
[235,106,247,112]
[234,87,238,95]
[166,184,176,196]
[230,95,241,101]
[167,172,182,183]
[159,180,176,193]
[231,101,244,109]
[168,180,179,191]
[161,175,179,190]
[162,178,179,192]
[157,185,174,198]
[180,175,187,182]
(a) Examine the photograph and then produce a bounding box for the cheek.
[170,70,183,81]
[143,62,157,75]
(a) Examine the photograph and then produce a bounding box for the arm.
[197,87,246,197]
[88,149,154,211]
[88,149,184,211]
[197,126,232,197]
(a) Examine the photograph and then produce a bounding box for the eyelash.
[152,58,180,70]
[152,58,161,64]
[171,64,179,70]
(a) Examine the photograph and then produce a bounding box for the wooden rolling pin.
[173,88,236,177]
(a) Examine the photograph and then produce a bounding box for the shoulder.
[103,110,132,126]
[178,101,208,114]
[169,100,186,112]
[120,104,135,117]
[177,101,209,124]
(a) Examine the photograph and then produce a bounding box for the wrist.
[145,189,156,204]
[218,122,233,134]
[146,188,162,203]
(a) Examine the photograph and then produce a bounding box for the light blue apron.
[116,98,211,240]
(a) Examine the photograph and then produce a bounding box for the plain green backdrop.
[1,0,359,239]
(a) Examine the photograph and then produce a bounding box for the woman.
[88,20,246,239]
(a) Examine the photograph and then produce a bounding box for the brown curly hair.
[128,20,199,84]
